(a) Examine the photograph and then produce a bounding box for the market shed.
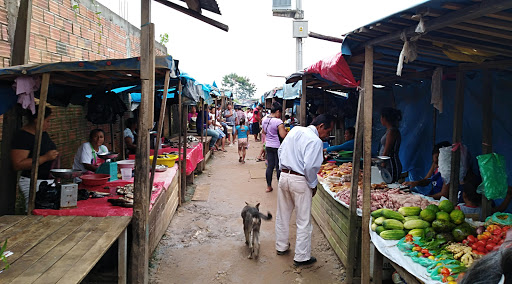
[314,0,512,283]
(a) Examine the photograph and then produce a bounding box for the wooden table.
[0,215,131,284]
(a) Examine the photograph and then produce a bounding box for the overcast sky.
[98,0,425,98]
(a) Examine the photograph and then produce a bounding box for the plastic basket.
[150,154,178,167]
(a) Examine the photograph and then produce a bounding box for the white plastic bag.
[438,145,468,184]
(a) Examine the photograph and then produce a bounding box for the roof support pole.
[131,0,154,282]
[361,45,374,284]
[0,0,33,215]
[200,98,205,171]
[177,80,183,206]
[346,85,364,284]
[150,70,171,191]
[281,99,287,121]
[181,94,188,203]
[300,77,306,125]
[449,71,465,205]
[27,73,50,214]
[481,69,493,220]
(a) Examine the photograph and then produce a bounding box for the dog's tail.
[259,212,272,221]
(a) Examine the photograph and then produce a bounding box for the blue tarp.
[372,71,512,196]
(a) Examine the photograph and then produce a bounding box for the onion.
[476,226,486,235]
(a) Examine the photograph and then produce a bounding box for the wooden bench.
[0,215,131,284]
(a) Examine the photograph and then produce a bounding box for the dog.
[241,202,272,259]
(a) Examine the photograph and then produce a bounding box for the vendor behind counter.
[325,127,355,153]
[73,129,109,173]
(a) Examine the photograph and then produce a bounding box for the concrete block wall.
[0,0,168,168]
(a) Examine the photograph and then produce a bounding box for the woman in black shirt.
[11,106,58,211]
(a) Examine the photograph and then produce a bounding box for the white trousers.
[275,172,313,262]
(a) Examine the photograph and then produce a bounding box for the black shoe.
[293,256,317,266]
[276,243,290,255]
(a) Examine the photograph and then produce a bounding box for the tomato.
[471,243,479,251]
[503,226,510,231]
[477,240,486,247]
[486,244,495,251]
[483,231,492,238]
[477,245,486,253]
[491,235,501,243]
[424,252,432,257]
[467,235,477,243]
[421,249,429,254]
[487,225,495,233]
[498,239,505,245]
[441,267,451,276]
[493,228,502,236]
[462,240,468,245]
[473,250,484,255]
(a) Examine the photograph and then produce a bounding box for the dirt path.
[149,137,346,284]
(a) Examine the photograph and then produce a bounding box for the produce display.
[372,200,512,283]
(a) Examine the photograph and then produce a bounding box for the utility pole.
[295,0,303,71]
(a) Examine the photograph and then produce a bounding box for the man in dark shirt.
[196,106,219,149]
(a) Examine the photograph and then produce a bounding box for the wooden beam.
[481,69,493,220]
[373,246,384,284]
[300,77,307,125]
[449,71,465,205]
[181,98,188,202]
[131,0,153,281]
[308,31,344,43]
[467,17,512,31]
[281,99,286,121]
[118,228,127,284]
[345,88,364,284]
[153,0,229,32]
[150,70,171,191]
[177,80,183,206]
[0,0,33,215]
[361,45,373,284]
[200,98,206,170]
[364,0,512,47]
[28,73,50,214]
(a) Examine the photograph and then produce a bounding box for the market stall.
[335,0,512,283]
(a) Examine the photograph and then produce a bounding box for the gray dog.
[241,202,272,259]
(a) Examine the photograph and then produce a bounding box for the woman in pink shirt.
[261,102,288,192]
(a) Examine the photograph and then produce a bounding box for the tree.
[222,73,257,100]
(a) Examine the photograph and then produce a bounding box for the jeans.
[266,147,280,187]
[220,122,228,137]
[203,129,219,148]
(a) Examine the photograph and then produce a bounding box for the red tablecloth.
[147,143,203,175]
[32,165,178,217]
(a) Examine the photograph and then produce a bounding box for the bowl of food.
[116,160,135,169]
[80,174,110,186]
[97,152,119,160]
[150,154,179,168]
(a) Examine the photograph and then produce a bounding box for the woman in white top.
[73,129,109,173]
[124,118,137,156]
[210,107,226,152]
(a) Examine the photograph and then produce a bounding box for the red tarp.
[32,165,178,217]
[305,52,359,88]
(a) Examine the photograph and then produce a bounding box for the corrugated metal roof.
[179,0,221,14]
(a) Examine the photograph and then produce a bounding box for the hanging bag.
[477,153,508,200]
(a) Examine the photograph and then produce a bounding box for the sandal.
[239,157,243,163]
[266,187,273,192]
[256,158,265,162]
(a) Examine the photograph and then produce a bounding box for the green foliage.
[1,240,8,270]
[159,33,169,47]
[222,73,257,100]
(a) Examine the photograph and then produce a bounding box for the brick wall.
[0,0,167,168]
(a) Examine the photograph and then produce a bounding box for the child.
[457,183,512,220]
[236,118,249,163]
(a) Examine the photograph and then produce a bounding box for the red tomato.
[471,243,479,251]
[421,249,429,254]
[467,235,477,243]
[441,267,450,276]
[477,245,486,253]
[493,228,502,236]
[503,226,510,231]
[498,239,505,245]
[477,240,486,247]
[491,235,501,243]
[462,240,468,245]
[424,252,432,257]
[473,251,484,255]
[486,244,495,251]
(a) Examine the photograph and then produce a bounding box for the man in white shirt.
[275,114,334,266]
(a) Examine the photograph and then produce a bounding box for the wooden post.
[300,77,307,125]
[150,70,171,190]
[109,123,115,152]
[181,100,188,202]
[346,89,364,283]
[449,71,464,205]
[282,99,286,121]
[361,46,374,284]
[373,246,384,284]
[200,98,206,169]
[131,0,154,281]
[118,228,127,284]
[0,0,33,215]
[481,69,493,220]
[27,73,50,214]
[177,80,183,206]
[120,118,126,160]
[335,117,345,145]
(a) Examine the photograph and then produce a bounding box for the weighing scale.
[96,152,119,181]
[49,169,83,209]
